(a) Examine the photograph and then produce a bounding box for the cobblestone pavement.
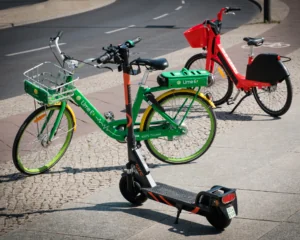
[1,1,298,235]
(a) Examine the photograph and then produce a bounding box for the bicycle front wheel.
[185,53,234,106]
[12,105,75,175]
[140,90,217,164]
[253,77,293,117]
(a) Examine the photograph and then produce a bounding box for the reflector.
[222,193,236,204]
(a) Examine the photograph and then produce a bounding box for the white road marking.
[182,0,185,4]
[241,42,290,49]
[153,13,169,20]
[175,6,182,10]
[5,43,66,57]
[105,25,135,34]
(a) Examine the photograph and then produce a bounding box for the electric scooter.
[94,37,238,230]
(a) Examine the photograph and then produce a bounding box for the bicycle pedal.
[227,98,234,105]
[104,111,115,120]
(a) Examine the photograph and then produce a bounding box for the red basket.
[184,23,208,48]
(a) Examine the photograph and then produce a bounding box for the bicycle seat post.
[248,45,254,64]
[140,69,150,85]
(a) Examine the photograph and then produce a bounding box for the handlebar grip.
[227,7,241,12]
[132,37,142,45]
[125,37,142,48]
[96,53,112,64]
[56,31,64,39]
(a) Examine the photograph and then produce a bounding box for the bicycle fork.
[39,101,67,143]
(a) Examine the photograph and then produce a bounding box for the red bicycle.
[184,7,292,117]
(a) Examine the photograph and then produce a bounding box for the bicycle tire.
[140,90,217,164]
[12,105,74,175]
[252,77,293,117]
[185,53,233,106]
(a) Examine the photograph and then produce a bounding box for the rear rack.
[157,68,210,88]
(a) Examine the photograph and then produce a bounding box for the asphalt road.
[0,0,259,100]
[0,0,46,10]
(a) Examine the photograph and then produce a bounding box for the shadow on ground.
[0,162,168,183]
[215,110,281,121]
[0,202,222,237]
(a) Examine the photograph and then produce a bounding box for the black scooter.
[95,38,238,230]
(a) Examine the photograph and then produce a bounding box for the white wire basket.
[23,62,79,104]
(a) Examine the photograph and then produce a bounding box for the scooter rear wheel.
[200,192,232,230]
[206,208,232,230]
[119,175,148,206]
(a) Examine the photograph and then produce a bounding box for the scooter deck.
[142,182,197,206]
[141,182,210,223]
[141,181,238,223]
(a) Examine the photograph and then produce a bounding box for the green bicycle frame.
[46,71,207,143]
[70,86,190,142]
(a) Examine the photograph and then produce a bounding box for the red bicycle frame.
[205,8,272,92]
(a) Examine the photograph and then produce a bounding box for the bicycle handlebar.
[217,6,241,21]
[96,52,114,64]
[50,31,65,61]
[203,7,241,35]
[50,31,141,70]
[56,31,63,39]
[95,37,142,64]
[225,7,241,13]
[127,37,142,47]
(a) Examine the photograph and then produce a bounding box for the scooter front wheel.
[119,175,148,206]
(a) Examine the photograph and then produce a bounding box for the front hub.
[40,134,51,147]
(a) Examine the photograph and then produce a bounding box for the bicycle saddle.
[135,58,169,70]
[243,37,264,47]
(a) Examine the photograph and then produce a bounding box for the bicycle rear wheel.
[12,105,75,175]
[140,90,217,164]
[185,53,233,105]
[253,77,293,117]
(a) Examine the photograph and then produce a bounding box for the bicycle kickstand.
[229,91,252,114]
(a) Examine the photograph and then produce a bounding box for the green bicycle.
[12,32,217,175]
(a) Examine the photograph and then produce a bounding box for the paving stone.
[287,211,300,223]
[259,222,300,240]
